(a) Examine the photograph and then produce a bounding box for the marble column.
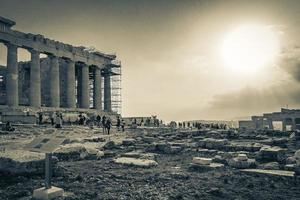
[268,119,273,130]
[282,119,287,131]
[29,49,41,107]
[93,67,102,110]
[104,73,111,112]
[66,59,76,108]
[80,63,89,108]
[5,43,18,107]
[292,118,297,131]
[49,55,60,107]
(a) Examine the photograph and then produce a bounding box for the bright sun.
[221,24,280,74]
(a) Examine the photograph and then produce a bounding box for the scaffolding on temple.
[109,60,122,114]
[88,59,122,115]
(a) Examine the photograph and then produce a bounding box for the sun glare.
[221,24,280,74]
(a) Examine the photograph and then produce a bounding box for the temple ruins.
[0,16,121,122]
[239,108,300,131]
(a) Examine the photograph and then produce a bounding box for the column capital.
[28,48,40,55]
[65,58,75,64]
[48,54,59,59]
[4,42,18,49]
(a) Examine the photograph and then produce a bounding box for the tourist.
[3,122,15,132]
[106,118,112,135]
[50,112,55,126]
[116,116,121,131]
[55,113,62,128]
[121,119,125,132]
[38,112,43,124]
[102,115,107,133]
[96,115,101,127]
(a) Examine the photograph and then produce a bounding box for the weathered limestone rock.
[294,150,300,175]
[142,136,155,143]
[286,156,296,164]
[189,162,224,172]
[54,144,86,160]
[121,151,157,160]
[0,150,44,174]
[122,139,136,146]
[228,157,256,169]
[241,169,295,177]
[192,157,212,165]
[53,144,102,161]
[114,157,158,168]
[237,154,248,161]
[258,162,280,170]
[295,150,300,166]
[257,146,286,162]
[103,141,117,150]
[197,138,228,149]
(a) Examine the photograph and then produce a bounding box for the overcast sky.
[1,0,300,121]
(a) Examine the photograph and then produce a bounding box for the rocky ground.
[0,125,300,200]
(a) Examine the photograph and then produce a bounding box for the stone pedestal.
[80,64,89,108]
[93,67,102,110]
[49,56,60,107]
[66,60,75,108]
[29,50,41,107]
[5,43,18,107]
[33,186,64,200]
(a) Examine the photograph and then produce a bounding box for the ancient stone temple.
[0,16,121,122]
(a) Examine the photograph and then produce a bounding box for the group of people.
[176,121,228,130]
[36,111,125,134]
[95,115,125,134]
[38,111,63,128]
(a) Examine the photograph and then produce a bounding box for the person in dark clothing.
[121,119,125,132]
[96,115,101,127]
[3,122,15,132]
[116,116,121,131]
[106,118,112,135]
[102,115,107,133]
[50,112,55,126]
[38,112,43,124]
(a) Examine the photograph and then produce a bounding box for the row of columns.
[4,42,112,111]
[268,118,298,131]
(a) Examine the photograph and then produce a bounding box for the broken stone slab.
[53,144,86,161]
[120,151,157,160]
[122,139,136,146]
[295,149,300,166]
[197,138,228,149]
[0,149,44,174]
[164,146,183,154]
[44,128,56,134]
[284,164,295,171]
[192,157,212,165]
[258,162,280,170]
[257,146,286,163]
[213,155,227,164]
[189,162,224,172]
[141,136,155,143]
[114,157,158,168]
[103,141,117,150]
[228,157,256,169]
[197,148,218,156]
[240,169,295,177]
[237,154,248,161]
[83,137,105,143]
[53,144,102,161]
